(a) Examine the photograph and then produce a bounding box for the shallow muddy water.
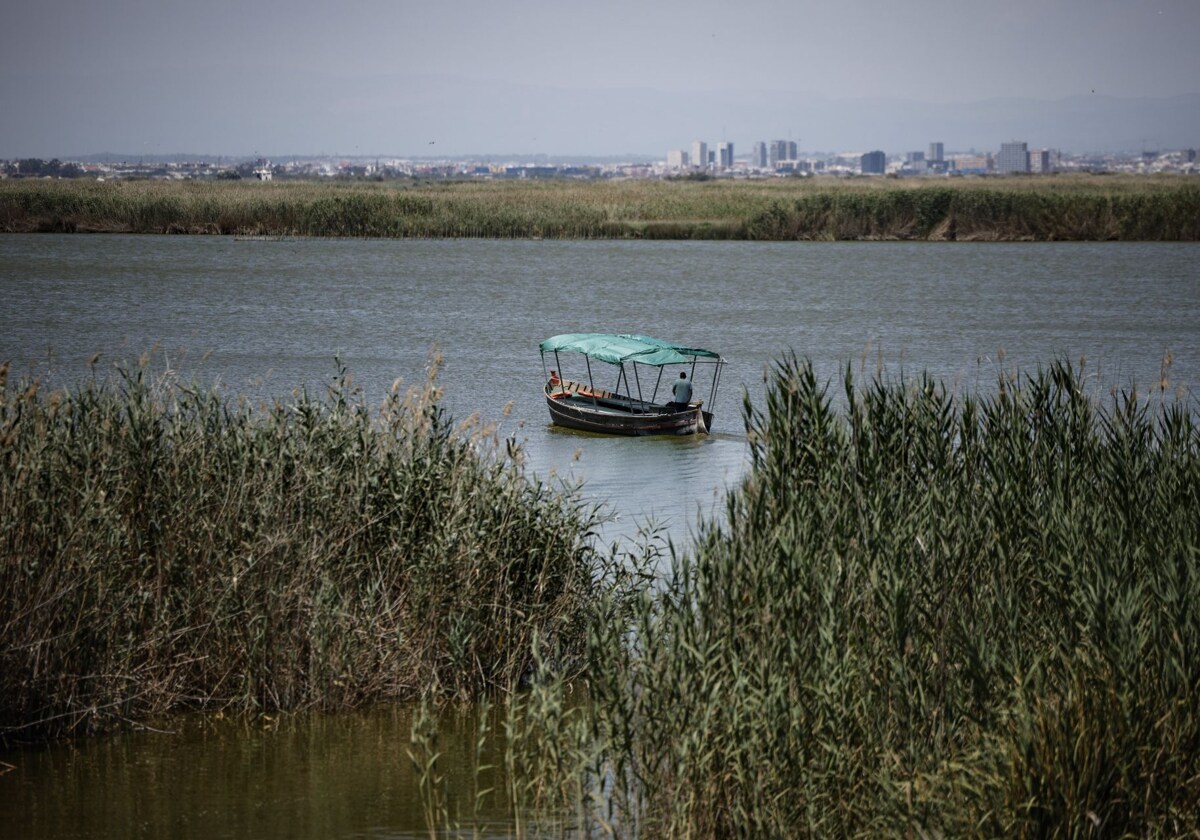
[0,704,529,839]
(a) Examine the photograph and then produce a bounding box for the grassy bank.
[514,360,1200,837]
[2,175,1198,240]
[0,357,619,744]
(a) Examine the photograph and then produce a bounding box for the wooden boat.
[540,333,726,436]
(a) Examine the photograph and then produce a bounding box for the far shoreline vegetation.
[2,174,1198,241]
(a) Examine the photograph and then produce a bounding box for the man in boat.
[669,371,693,411]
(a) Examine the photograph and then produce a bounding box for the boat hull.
[545,392,714,436]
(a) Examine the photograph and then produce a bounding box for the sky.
[2,0,1199,158]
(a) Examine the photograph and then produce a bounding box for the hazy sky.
[3,0,1199,157]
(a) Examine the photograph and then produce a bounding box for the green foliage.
[0,356,608,742]
[1,176,1197,239]
[522,359,1200,837]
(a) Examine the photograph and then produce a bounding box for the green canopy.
[540,333,721,366]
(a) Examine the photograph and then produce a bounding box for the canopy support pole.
[585,356,598,407]
[708,359,725,406]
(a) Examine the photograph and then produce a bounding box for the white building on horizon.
[667,149,689,169]
[691,140,708,170]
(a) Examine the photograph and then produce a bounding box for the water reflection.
[536,424,746,553]
[0,705,520,840]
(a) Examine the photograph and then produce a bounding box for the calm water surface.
[1,705,521,840]
[4,235,1198,545]
[2,235,1198,838]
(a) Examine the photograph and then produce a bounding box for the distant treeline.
[1,175,1198,240]
[2,159,88,179]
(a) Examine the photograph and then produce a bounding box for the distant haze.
[3,0,1199,158]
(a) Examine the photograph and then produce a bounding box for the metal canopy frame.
[541,337,726,416]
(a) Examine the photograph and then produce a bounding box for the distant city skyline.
[3,0,1199,158]
[4,88,1197,162]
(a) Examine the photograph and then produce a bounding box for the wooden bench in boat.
[547,377,660,413]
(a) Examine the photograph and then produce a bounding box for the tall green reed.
[0,354,609,743]
[516,357,1198,837]
[3,177,1197,240]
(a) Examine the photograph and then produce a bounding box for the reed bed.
[2,176,1197,240]
[0,356,615,744]
[513,359,1200,837]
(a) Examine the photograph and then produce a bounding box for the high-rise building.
[928,142,944,163]
[717,141,734,169]
[1029,148,1052,173]
[861,150,886,174]
[667,149,689,169]
[691,141,708,170]
[769,140,797,166]
[996,141,1030,174]
[753,141,768,168]
[903,151,927,174]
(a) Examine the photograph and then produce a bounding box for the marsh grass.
[2,176,1197,240]
[6,344,1198,834]
[510,358,1200,837]
[0,354,613,743]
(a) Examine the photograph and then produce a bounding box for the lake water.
[1,235,1198,837]
[4,235,1198,547]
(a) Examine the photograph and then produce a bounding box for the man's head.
[679,371,687,379]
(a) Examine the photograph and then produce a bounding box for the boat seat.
[550,378,615,400]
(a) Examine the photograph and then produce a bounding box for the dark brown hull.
[545,391,714,436]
